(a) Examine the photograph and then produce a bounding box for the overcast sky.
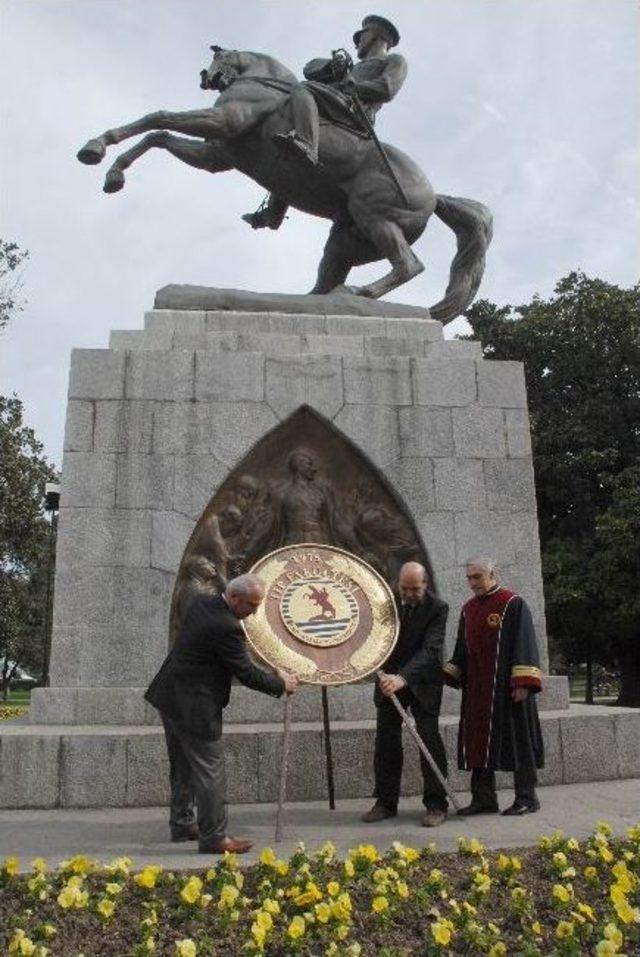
[1,0,638,468]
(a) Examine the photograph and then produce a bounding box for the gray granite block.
[269,312,326,335]
[412,359,477,407]
[64,400,94,452]
[206,311,271,334]
[110,328,173,351]
[385,317,443,341]
[61,451,117,508]
[93,400,155,453]
[304,334,364,356]
[173,454,227,519]
[484,459,536,511]
[560,712,619,783]
[55,508,152,568]
[324,724,376,799]
[126,732,170,806]
[504,409,533,458]
[364,336,423,357]
[452,406,506,458]
[333,404,400,467]
[344,356,412,406]
[257,726,324,801]
[399,407,454,457]
[424,340,482,359]
[60,734,128,807]
[68,349,126,400]
[265,355,343,419]
[478,360,527,409]
[225,732,261,804]
[53,567,116,627]
[195,351,265,402]
[208,402,279,467]
[537,717,563,786]
[614,710,640,778]
[511,512,543,567]
[126,350,195,401]
[75,689,156,726]
[418,513,457,571]
[326,314,386,336]
[383,457,436,515]
[47,626,83,687]
[29,687,79,724]
[433,458,486,511]
[116,453,174,510]
[145,310,206,335]
[151,510,195,573]
[454,511,516,566]
[0,733,60,808]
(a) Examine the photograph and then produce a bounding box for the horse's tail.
[429,195,493,324]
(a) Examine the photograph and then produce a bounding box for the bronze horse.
[77,47,493,321]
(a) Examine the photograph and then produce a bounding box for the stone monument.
[2,18,638,808]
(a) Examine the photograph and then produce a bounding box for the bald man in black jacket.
[145,574,297,853]
[362,561,449,826]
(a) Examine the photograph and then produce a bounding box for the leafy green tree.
[1,242,57,698]
[464,273,640,705]
[0,240,28,333]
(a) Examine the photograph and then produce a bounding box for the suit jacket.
[375,591,449,715]
[145,593,284,739]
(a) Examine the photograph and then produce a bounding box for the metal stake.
[321,686,336,809]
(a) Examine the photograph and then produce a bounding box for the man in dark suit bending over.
[145,574,298,854]
[362,561,449,827]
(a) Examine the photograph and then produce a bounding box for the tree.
[1,242,57,699]
[0,395,56,699]
[464,273,640,705]
[0,240,29,333]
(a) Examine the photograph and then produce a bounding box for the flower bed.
[0,705,27,721]
[1,823,639,956]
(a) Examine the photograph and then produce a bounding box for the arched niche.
[169,405,434,642]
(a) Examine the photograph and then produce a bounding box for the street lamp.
[41,481,60,687]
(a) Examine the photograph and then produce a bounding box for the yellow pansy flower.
[553,851,568,869]
[344,858,355,878]
[30,858,48,874]
[531,921,542,935]
[604,923,623,947]
[584,866,598,881]
[175,939,197,957]
[97,898,116,919]
[251,922,266,947]
[431,921,452,946]
[327,880,340,897]
[315,901,331,923]
[372,895,389,914]
[555,921,574,939]
[260,847,277,867]
[180,875,203,905]
[576,902,596,921]
[218,883,239,908]
[614,897,640,925]
[595,941,617,957]
[287,915,306,939]
[396,880,410,899]
[566,838,580,851]
[488,944,506,957]
[134,865,163,889]
[473,872,492,893]
[41,926,57,940]
[3,856,20,876]
[105,882,123,896]
[263,897,280,915]
[552,883,572,903]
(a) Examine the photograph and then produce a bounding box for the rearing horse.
[77,48,493,321]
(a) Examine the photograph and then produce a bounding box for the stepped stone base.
[28,677,571,726]
[1,706,638,809]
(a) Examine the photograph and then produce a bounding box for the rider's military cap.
[353,15,400,49]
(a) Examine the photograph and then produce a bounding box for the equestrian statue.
[77,15,493,322]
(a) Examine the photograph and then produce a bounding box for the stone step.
[109,327,481,360]
[2,706,637,809]
[28,678,570,726]
[143,308,444,342]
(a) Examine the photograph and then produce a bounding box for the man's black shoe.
[361,801,397,823]
[456,800,499,817]
[501,799,540,816]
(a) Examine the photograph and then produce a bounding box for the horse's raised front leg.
[77,107,233,166]
[102,133,232,193]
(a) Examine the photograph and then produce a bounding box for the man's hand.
[340,75,358,95]
[378,672,407,696]
[278,670,299,695]
[511,687,529,703]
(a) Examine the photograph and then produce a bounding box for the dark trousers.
[471,767,538,806]
[161,715,228,843]
[374,690,448,812]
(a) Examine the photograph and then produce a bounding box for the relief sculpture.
[170,407,430,642]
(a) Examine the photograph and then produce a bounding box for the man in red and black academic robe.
[444,557,544,816]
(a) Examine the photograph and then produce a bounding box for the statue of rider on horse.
[77,15,493,321]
